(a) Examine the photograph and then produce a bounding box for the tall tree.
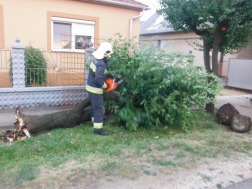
[158,0,252,113]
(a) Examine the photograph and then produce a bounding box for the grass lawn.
[0,112,251,188]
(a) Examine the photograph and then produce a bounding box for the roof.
[140,12,175,35]
[112,0,148,8]
[78,0,150,11]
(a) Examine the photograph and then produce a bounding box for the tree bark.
[202,39,215,114]
[205,30,223,114]
[203,40,211,73]
[19,91,119,134]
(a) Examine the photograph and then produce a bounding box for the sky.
[135,0,160,21]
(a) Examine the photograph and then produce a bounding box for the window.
[51,17,95,52]
[158,40,161,48]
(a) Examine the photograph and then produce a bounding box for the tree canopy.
[158,0,252,55]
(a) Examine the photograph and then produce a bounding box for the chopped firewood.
[1,130,27,143]
[0,105,31,143]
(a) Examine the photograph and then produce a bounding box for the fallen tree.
[25,91,118,133]
[1,91,119,142]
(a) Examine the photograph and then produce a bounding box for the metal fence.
[25,51,85,87]
[23,35,112,88]
[0,49,12,88]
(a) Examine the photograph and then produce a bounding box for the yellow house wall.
[0,0,141,50]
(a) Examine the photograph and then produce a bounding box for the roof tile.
[140,12,174,35]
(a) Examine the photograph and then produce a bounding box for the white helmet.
[92,42,113,59]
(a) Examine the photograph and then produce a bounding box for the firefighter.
[86,42,113,136]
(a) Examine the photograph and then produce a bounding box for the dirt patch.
[17,152,250,189]
[91,154,252,189]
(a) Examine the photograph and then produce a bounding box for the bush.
[9,45,47,86]
[25,45,47,86]
[104,34,222,132]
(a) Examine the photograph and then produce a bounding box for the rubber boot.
[94,128,109,136]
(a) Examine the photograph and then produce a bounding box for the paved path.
[224,178,252,189]
[215,94,252,189]
[0,106,71,130]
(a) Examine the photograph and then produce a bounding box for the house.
[0,0,152,110]
[0,0,149,50]
[140,13,239,73]
[0,0,149,87]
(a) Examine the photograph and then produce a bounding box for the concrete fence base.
[0,87,87,109]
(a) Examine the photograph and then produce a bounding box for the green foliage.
[25,45,47,86]
[158,0,252,54]
[9,45,47,86]
[104,34,222,131]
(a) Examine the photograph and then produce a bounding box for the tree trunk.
[17,91,119,134]
[205,82,215,114]
[205,32,222,114]
[203,40,211,73]
[203,39,216,114]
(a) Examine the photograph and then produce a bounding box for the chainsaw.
[104,77,124,92]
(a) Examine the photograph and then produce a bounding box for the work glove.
[104,79,117,92]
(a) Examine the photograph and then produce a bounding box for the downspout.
[130,9,145,41]
[129,9,145,55]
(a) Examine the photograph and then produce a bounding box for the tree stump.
[231,115,251,133]
[216,103,239,125]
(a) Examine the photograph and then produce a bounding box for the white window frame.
[51,17,95,52]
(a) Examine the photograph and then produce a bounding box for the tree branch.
[189,25,210,37]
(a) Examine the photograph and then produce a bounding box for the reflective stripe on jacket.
[86,58,108,94]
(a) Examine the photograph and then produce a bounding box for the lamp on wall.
[184,50,195,58]
[184,50,195,64]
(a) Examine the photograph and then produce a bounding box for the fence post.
[84,48,94,86]
[10,37,26,88]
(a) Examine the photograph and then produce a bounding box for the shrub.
[9,45,47,86]
[104,34,222,132]
[25,45,47,86]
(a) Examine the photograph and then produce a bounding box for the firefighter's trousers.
[88,92,105,129]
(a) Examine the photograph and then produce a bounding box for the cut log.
[216,103,239,125]
[231,115,251,133]
[1,91,119,142]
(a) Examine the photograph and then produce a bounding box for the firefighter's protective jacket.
[86,58,108,94]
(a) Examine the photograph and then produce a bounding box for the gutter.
[128,9,145,55]
[91,0,151,10]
